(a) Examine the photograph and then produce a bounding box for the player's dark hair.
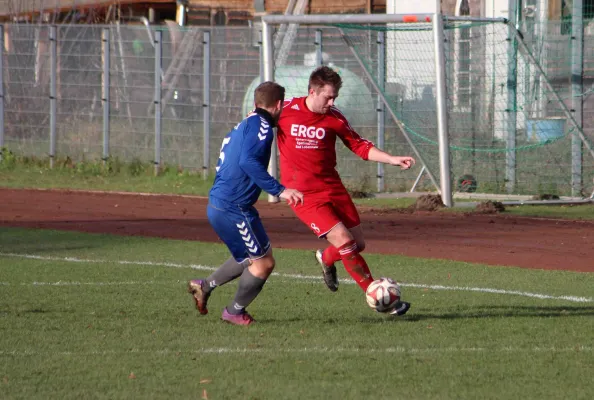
[254,81,285,108]
[308,66,343,92]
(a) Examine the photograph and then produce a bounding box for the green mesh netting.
[329,21,594,196]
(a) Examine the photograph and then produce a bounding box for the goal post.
[262,13,450,205]
[261,13,594,205]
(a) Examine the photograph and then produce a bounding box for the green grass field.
[1,228,592,399]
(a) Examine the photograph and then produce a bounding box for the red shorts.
[290,185,360,237]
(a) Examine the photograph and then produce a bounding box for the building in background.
[0,1,390,25]
[8,1,567,25]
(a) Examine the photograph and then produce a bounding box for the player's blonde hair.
[254,81,285,108]
[308,66,343,93]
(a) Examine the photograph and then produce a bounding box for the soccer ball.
[365,277,401,312]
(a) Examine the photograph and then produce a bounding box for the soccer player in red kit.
[277,66,415,315]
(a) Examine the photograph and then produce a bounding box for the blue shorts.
[207,202,271,263]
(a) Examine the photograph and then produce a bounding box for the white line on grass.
[0,280,317,287]
[1,281,178,286]
[0,252,592,303]
[402,283,593,303]
[0,346,591,357]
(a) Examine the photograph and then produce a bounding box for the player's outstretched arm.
[278,188,304,206]
[367,147,416,170]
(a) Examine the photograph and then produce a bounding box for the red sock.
[338,240,374,291]
[322,245,341,266]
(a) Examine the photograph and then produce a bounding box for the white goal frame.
[261,13,458,205]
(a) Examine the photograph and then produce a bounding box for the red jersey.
[277,96,374,191]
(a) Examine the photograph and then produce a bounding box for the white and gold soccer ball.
[365,277,401,312]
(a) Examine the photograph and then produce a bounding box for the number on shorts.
[215,137,231,172]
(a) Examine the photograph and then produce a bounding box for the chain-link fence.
[1,21,593,197]
[1,24,261,175]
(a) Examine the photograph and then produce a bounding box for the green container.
[526,117,566,142]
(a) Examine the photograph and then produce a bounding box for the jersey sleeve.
[330,108,375,160]
[238,118,285,197]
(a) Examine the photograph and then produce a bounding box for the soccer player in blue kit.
[188,81,303,326]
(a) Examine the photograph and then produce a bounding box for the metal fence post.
[203,30,211,179]
[259,30,264,83]
[154,30,162,176]
[0,25,4,158]
[49,25,57,168]
[262,21,279,203]
[505,0,519,193]
[376,31,385,192]
[315,29,323,66]
[102,28,110,165]
[433,14,452,207]
[571,0,584,197]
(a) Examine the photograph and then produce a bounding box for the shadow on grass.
[259,305,594,324]
[371,305,594,323]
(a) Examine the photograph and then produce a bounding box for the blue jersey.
[209,108,285,207]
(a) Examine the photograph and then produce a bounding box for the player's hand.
[279,188,304,206]
[391,156,416,170]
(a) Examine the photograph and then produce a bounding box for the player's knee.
[329,229,355,249]
[250,254,275,278]
[335,230,359,248]
[263,256,276,272]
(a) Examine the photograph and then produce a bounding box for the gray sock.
[227,268,267,315]
[205,257,249,293]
